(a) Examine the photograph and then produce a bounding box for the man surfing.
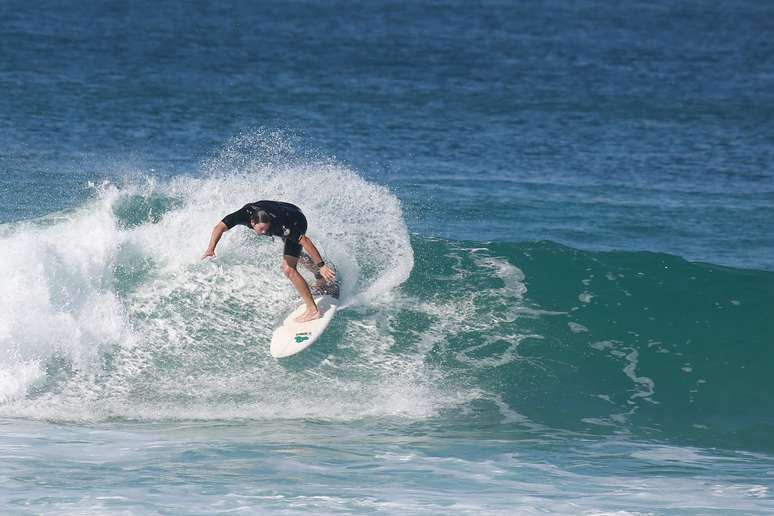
[202,200,337,322]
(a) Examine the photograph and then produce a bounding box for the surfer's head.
[250,210,271,235]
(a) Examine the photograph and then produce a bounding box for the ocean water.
[2,0,773,514]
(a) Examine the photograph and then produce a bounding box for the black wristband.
[316,260,325,268]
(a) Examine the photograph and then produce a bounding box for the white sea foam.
[0,137,428,422]
[568,322,589,333]
[586,339,659,426]
[0,186,130,404]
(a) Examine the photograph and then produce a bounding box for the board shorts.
[282,211,308,258]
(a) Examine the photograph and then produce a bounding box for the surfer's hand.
[319,264,336,282]
[201,249,216,260]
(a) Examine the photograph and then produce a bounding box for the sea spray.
[0,136,432,422]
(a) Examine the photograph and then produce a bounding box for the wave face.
[1,138,772,455]
[403,238,774,453]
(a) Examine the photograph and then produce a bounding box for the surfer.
[202,200,337,322]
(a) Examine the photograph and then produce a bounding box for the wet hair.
[250,210,272,225]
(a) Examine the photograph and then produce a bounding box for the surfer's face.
[252,222,270,235]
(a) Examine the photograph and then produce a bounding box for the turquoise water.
[2,1,774,513]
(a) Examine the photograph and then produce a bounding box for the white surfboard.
[270,296,338,358]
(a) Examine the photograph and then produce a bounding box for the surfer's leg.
[281,255,320,322]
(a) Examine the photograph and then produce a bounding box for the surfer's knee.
[281,261,297,278]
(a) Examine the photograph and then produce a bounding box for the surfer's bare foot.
[295,309,320,323]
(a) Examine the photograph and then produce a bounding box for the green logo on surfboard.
[294,332,311,344]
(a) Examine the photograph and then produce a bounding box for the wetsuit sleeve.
[221,204,252,229]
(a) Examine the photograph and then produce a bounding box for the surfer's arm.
[299,235,336,282]
[202,221,228,259]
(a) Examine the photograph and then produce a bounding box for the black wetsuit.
[221,200,308,257]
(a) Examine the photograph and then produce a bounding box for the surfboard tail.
[311,281,340,299]
[270,296,338,358]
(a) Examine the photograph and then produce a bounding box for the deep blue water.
[2,1,773,513]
